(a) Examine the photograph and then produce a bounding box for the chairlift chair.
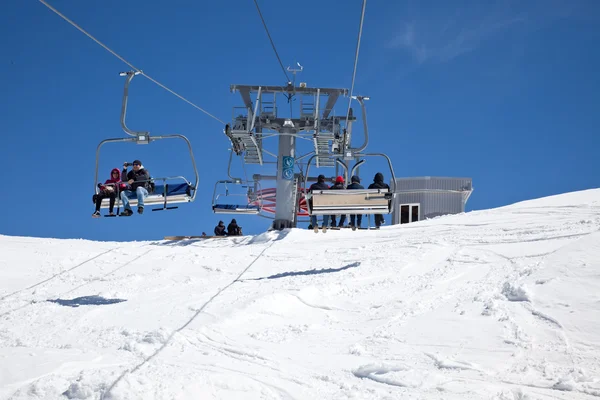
[94,71,199,214]
[211,180,261,214]
[303,153,396,216]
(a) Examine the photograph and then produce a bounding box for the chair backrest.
[308,188,393,215]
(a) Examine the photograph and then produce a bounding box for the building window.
[401,205,409,224]
[400,203,420,224]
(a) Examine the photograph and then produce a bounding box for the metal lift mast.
[226,82,351,230]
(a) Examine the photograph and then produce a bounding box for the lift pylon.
[224,82,353,230]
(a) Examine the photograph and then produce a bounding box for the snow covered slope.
[1,189,600,399]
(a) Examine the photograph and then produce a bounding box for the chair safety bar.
[211,179,262,215]
[99,177,194,209]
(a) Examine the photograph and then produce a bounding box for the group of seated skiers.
[214,219,243,236]
[308,172,390,232]
[92,160,153,217]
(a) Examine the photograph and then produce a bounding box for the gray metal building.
[391,177,473,225]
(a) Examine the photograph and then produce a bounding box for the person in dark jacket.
[368,172,390,228]
[214,221,227,236]
[93,168,126,217]
[308,174,331,232]
[227,219,242,236]
[120,159,151,216]
[347,175,364,230]
[330,175,347,227]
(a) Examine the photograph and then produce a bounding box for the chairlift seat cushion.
[117,183,190,199]
[152,183,190,197]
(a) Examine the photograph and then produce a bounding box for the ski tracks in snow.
[4,197,600,399]
[0,247,118,302]
[101,240,279,399]
[348,207,600,398]
[0,246,153,319]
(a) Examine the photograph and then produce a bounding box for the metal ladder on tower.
[229,120,263,165]
[313,133,335,168]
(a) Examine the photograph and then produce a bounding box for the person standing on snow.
[214,221,227,236]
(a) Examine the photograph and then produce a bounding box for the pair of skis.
[313,226,380,233]
[163,235,238,241]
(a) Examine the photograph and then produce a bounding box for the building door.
[399,203,420,224]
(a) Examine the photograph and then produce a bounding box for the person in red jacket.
[92,168,125,217]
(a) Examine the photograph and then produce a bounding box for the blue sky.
[1,0,598,242]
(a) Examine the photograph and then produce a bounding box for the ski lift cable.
[252,0,291,83]
[345,0,367,128]
[39,0,226,125]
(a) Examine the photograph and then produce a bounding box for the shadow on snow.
[242,261,361,281]
[47,295,126,308]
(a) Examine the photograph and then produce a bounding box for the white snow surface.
[2,189,600,400]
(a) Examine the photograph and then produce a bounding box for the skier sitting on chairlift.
[120,160,151,216]
[368,172,390,228]
[347,175,365,230]
[92,168,127,218]
[330,176,347,228]
[309,174,331,233]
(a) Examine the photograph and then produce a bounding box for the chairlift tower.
[225,75,353,230]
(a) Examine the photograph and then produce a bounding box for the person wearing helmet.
[330,175,346,227]
[308,174,331,233]
[347,175,365,230]
[368,172,390,228]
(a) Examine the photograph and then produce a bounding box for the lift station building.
[391,177,473,225]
